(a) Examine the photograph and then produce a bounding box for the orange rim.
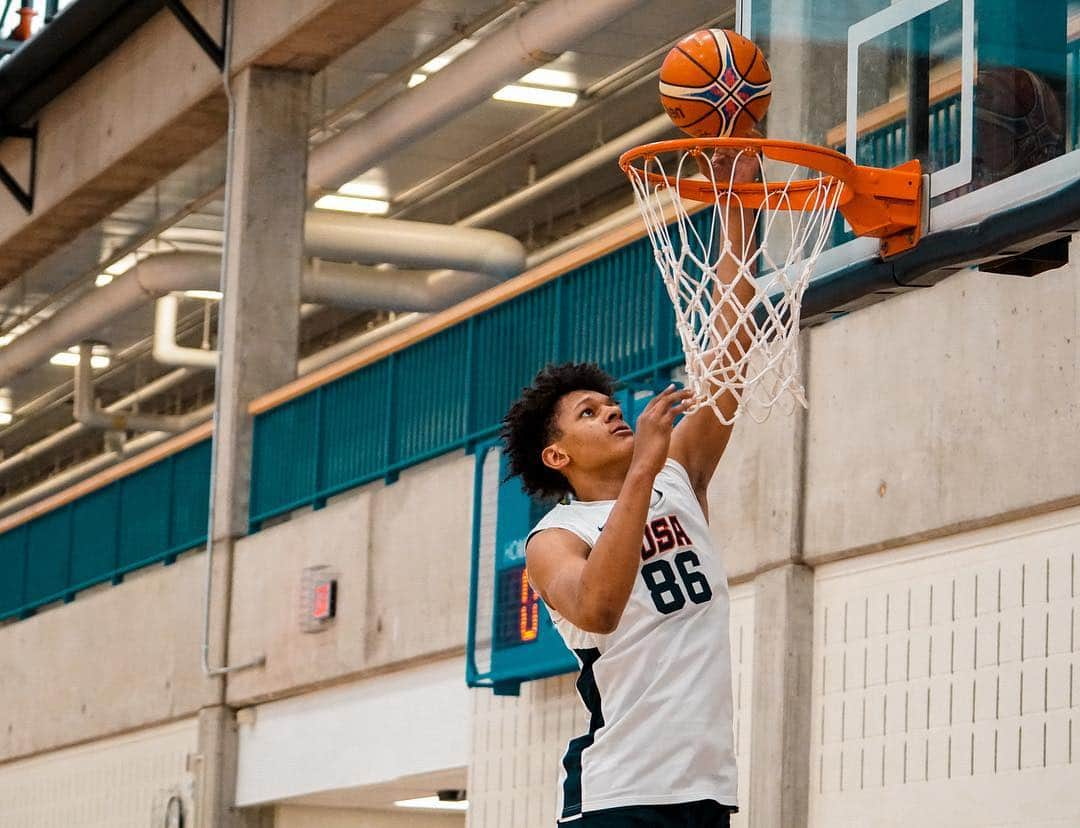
[619,137,925,257]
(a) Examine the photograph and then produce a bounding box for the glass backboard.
[740,0,1078,286]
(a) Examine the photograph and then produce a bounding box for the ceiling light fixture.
[419,39,476,74]
[493,84,578,108]
[394,796,469,812]
[314,194,390,215]
[104,252,141,276]
[0,387,12,426]
[95,273,114,287]
[408,73,427,88]
[50,345,111,369]
[338,180,388,200]
[519,67,578,88]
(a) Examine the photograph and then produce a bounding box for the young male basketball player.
[502,151,756,826]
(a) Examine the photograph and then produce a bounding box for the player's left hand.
[695,129,762,184]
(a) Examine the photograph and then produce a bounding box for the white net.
[625,146,844,424]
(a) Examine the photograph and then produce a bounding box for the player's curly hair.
[501,362,616,500]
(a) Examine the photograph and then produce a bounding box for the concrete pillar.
[747,563,814,828]
[196,66,310,828]
[212,66,310,540]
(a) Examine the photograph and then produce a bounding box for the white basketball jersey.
[527,459,738,821]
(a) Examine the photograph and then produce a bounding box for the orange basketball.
[659,29,772,138]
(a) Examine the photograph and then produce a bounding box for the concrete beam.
[0,0,421,288]
[802,259,1080,564]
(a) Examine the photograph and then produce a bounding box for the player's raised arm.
[669,148,760,507]
[527,385,692,633]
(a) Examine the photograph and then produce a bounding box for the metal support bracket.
[0,124,36,213]
[164,0,229,70]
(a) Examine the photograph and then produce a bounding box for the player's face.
[545,390,634,473]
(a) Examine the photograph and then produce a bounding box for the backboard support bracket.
[0,124,36,213]
[164,0,229,71]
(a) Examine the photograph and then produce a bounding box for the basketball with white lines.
[659,29,772,138]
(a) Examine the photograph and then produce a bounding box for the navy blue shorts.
[573,799,735,826]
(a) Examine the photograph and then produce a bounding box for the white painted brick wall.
[810,507,1080,827]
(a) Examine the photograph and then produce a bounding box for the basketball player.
[502,150,756,826]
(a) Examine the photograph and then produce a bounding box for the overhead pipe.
[304,211,525,277]
[153,295,218,369]
[74,341,194,433]
[0,206,527,386]
[0,366,195,481]
[307,0,653,191]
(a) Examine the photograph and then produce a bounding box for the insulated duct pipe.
[307,0,653,190]
[0,207,526,386]
[74,341,194,433]
[304,212,525,277]
[0,252,219,385]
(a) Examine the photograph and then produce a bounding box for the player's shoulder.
[659,456,695,491]
[527,501,600,551]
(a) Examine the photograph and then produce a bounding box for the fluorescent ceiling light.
[419,39,476,74]
[314,194,390,215]
[50,346,110,369]
[0,333,13,346]
[183,289,223,301]
[519,67,578,89]
[493,85,578,108]
[0,387,11,426]
[394,796,468,812]
[104,253,140,276]
[408,73,426,88]
[338,180,388,199]
[0,412,11,426]
[95,273,114,287]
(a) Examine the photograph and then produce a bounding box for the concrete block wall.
[804,252,1080,563]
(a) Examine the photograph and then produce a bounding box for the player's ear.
[541,443,569,473]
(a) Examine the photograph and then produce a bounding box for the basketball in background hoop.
[971,67,1065,188]
[659,29,771,138]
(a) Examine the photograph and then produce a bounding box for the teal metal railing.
[0,438,210,620]
[248,233,685,527]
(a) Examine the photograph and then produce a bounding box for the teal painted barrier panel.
[0,526,27,616]
[317,358,392,498]
[24,507,71,607]
[70,486,119,586]
[171,439,212,555]
[0,439,211,621]
[118,458,172,570]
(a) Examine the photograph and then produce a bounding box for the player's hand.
[695,130,762,184]
[628,385,694,479]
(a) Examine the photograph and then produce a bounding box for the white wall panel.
[810,507,1080,827]
[0,718,196,827]
[236,657,468,806]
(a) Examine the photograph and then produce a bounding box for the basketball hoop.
[620,137,923,424]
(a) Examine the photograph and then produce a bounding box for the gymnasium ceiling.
[0,0,734,494]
